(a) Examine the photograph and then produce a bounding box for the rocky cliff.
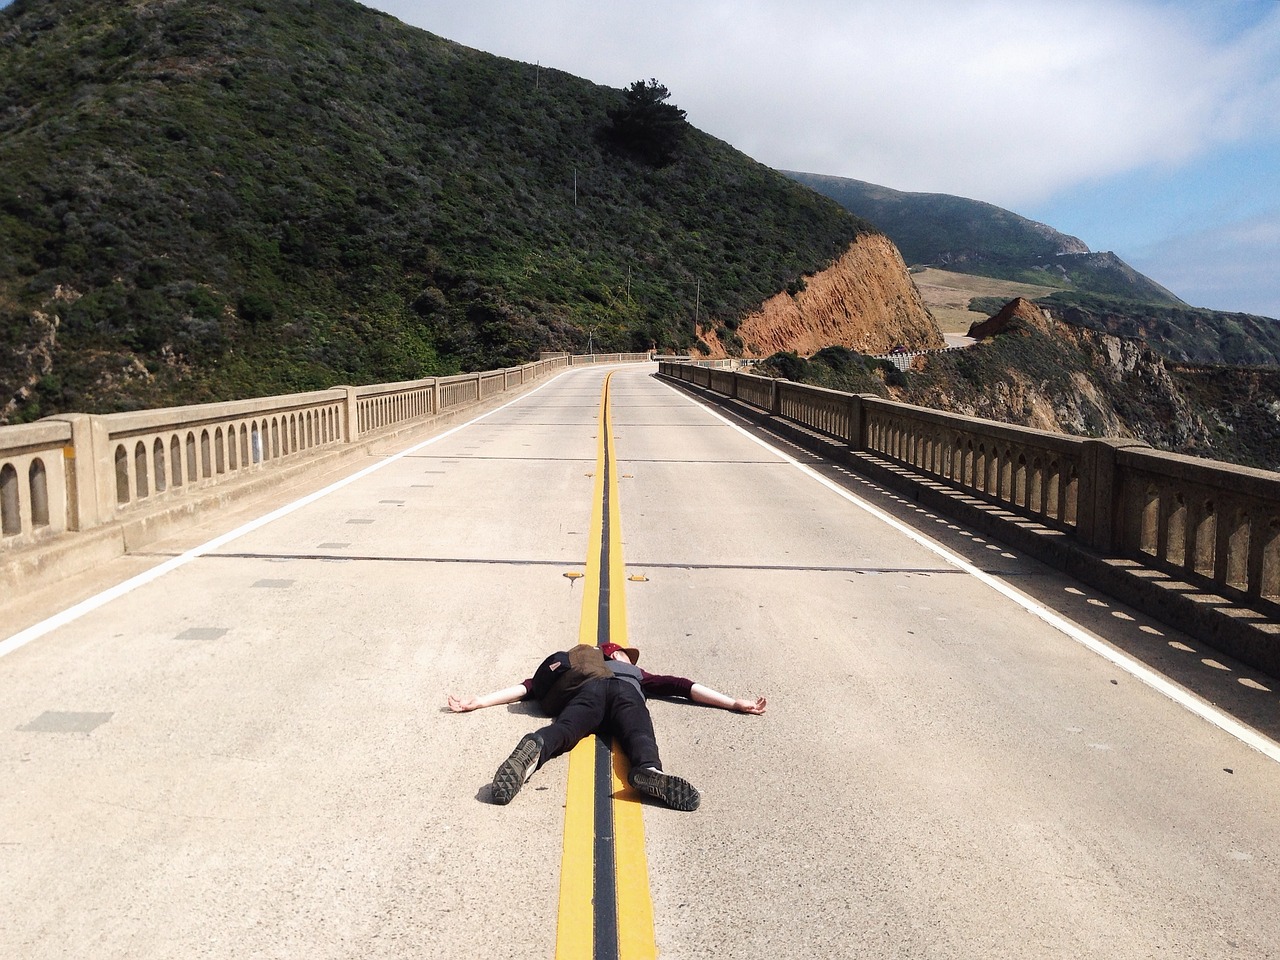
[700,234,945,358]
[913,299,1280,469]
[763,295,1280,470]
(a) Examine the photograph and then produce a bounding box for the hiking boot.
[491,734,542,805]
[629,767,700,812]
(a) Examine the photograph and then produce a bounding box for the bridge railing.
[1,353,649,553]
[0,420,73,543]
[659,361,1280,615]
[1117,447,1280,608]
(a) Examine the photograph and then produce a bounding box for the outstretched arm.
[446,683,529,713]
[690,682,767,715]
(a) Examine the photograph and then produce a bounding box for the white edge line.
[660,377,1280,765]
[0,374,566,661]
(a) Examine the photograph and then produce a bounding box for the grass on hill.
[0,0,872,420]
[909,268,1060,334]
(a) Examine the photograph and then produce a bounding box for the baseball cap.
[600,643,640,664]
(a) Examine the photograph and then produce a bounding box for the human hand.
[447,694,480,713]
[734,696,767,715]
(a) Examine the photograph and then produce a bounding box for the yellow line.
[578,374,610,646]
[612,751,657,960]
[602,376,631,651]
[557,375,610,959]
[601,372,656,959]
[556,371,659,960]
[555,741,597,960]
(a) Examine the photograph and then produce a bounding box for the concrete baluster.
[847,395,866,451]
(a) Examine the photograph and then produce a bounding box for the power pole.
[694,278,700,336]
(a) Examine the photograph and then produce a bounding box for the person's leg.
[534,681,607,765]
[605,680,662,770]
[606,680,700,812]
[491,681,608,805]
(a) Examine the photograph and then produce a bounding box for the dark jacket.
[524,644,695,714]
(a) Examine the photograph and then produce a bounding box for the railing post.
[1077,438,1149,551]
[848,395,865,451]
[341,387,360,442]
[53,413,112,531]
[771,380,784,417]
[430,378,440,416]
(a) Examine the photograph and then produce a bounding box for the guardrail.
[659,361,1280,621]
[1,353,650,553]
[871,345,967,372]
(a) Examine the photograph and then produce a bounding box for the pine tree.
[605,79,688,167]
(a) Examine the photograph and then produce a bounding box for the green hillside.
[784,171,1183,306]
[0,0,872,421]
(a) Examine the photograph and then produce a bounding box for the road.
[2,363,1278,959]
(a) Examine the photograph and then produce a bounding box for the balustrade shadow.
[659,373,1280,748]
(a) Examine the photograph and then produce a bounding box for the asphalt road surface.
[2,363,1278,959]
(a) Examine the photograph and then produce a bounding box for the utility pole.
[694,278,700,336]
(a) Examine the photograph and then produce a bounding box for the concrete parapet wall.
[658,361,1280,676]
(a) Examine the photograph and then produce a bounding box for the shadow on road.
[703,391,1280,751]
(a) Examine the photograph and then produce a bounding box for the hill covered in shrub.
[0,0,874,420]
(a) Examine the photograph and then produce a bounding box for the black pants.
[531,678,662,771]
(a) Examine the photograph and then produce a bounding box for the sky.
[2,0,1276,318]
[364,0,1280,319]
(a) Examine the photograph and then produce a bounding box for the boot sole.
[491,738,540,805]
[631,769,700,811]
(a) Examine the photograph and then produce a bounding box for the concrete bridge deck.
[3,363,1279,959]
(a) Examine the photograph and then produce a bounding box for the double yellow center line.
[556,372,657,960]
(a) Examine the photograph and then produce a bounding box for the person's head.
[600,643,640,664]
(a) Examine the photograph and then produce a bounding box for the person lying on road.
[447,642,766,811]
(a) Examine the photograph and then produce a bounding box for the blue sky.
[3,0,1276,318]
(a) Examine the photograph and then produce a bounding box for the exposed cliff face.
[0,286,75,423]
[966,296,1050,339]
[701,234,945,358]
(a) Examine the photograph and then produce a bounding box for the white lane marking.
[1,374,573,661]
[659,377,1280,765]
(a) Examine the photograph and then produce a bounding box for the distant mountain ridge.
[784,171,1184,306]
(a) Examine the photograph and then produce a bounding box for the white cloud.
[371,0,1280,207]
[1130,211,1280,319]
